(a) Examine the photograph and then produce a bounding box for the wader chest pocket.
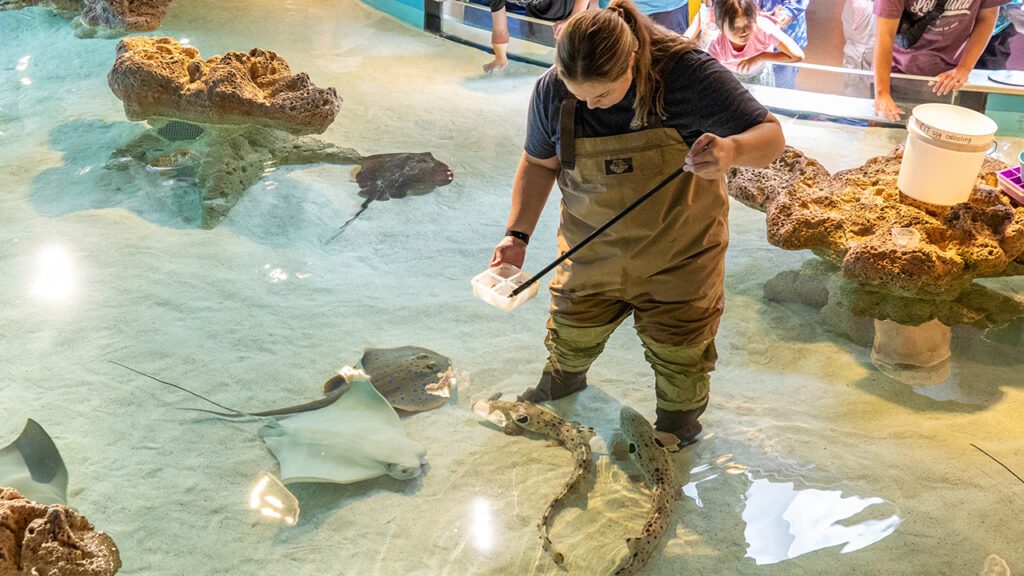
[605,158,634,175]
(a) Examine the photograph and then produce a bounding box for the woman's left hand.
[930,66,970,96]
[736,55,762,73]
[684,133,736,179]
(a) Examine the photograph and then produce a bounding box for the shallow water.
[1,1,1022,575]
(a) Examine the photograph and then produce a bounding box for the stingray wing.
[259,378,425,485]
[0,419,69,505]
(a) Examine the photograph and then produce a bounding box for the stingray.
[261,369,427,484]
[112,362,427,485]
[325,152,453,244]
[0,419,69,505]
[324,346,454,413]
[113,346,453,419]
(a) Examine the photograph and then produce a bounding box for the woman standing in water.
[489,0,785,448]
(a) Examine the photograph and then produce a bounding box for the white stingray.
[0,419,68,505]
[259,369,427,485]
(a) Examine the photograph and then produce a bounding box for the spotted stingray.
[324,346,454,413]
[325,152,453,244]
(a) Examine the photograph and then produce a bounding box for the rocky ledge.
[727,146,1024,296]
[73,0,173,37]
[108,37,341,135]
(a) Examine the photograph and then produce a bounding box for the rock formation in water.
[72,0,173,38]
[0,487,121,576]
[108,37,341,135]
[727,146,1024,296]
[0,0,170,37]
[0,0,83,17]
[764,258,1024,347]
[107,120,362,228]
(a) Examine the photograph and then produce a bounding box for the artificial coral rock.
[0,0,83,16]
[0,487,121,576]
[728,146,1024,296]
[107,120,362,228]
[108,37,341,135]
[0,0,168,37]
[73,0,173,37]
[764,258,1024,347]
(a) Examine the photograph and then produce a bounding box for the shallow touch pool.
[1,1,1022,574]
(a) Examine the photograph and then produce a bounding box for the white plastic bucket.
[897,104,998,206]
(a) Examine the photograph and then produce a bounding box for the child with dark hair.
[706,0,804,85]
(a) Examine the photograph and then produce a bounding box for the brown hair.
[714,0,758,33]
[556,0,697,128]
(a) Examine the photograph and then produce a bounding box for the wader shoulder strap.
[559,94,582,171]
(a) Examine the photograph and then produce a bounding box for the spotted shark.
[614,406,680,576]
[474,395,595,565]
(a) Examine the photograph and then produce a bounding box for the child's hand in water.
[736,55,762,73]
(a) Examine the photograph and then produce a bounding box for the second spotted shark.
[613,406,680,575]
[475,395,596,565]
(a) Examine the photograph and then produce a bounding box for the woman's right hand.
[490,236,527,269]
[874,93,903,121]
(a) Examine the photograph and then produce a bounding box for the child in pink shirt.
[707,0,805,86]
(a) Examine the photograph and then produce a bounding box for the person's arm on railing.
[552,0,597,36]
[930,6,999,95]
[683,8,703,41]
[873,16,903,121]
[485,0,511,73]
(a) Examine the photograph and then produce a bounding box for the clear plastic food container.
[471,264,539,311]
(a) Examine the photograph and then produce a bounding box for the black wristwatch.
[505,229,530,245]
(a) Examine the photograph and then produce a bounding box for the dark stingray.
[110,346,453,418]
[0,419,69,505]
[325,152,453,244]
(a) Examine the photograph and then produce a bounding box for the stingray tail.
[109,360,248,417]
[324,196,374,245]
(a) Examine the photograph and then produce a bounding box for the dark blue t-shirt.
[490,0,574,19]
[525,49,770,160]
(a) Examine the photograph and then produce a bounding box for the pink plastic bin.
[996,166,1024,206]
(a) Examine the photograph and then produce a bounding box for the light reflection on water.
[682,461,901,566]
[740,475,900,565]
[31,244,76,302]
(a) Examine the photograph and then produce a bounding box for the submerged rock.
[764,258,1024,347]
[107,119,362,228]
[72,0,173,38]
[0,0,169,37]
[0,487,121,576]
[108,37,341,135]
[0,0,83,17]
[728,146,1024,296]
